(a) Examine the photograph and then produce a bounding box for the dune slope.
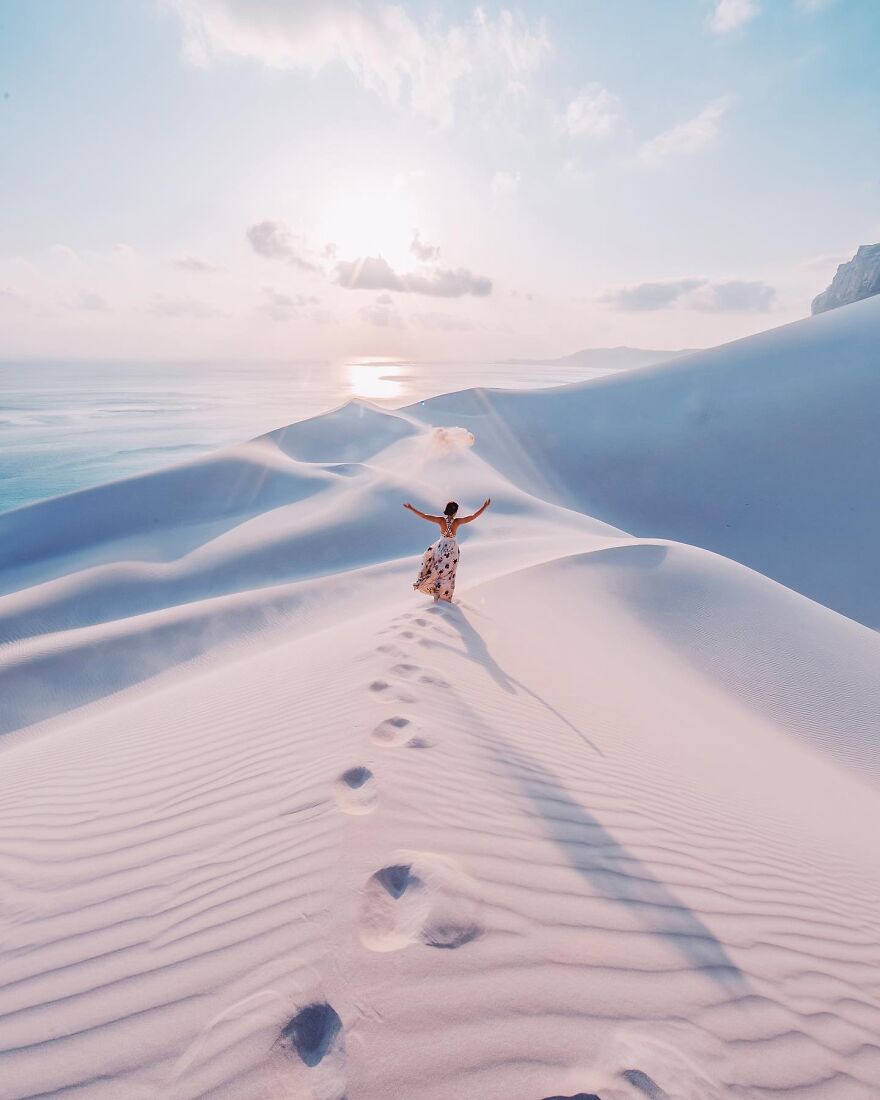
[412,294,880,627]
[0,301,879,1100]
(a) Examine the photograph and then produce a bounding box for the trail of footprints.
[279,606,652,1100]
[358,610,481,957]
[279,607,479,1093]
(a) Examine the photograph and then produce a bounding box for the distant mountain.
[501,346,696,370]
[812,244,880,315]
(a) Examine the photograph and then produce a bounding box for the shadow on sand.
[425,602,604,757]
[429,601,746,993]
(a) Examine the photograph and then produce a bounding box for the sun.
[318,186,418,271]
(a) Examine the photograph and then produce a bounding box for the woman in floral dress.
[404,498,491,603]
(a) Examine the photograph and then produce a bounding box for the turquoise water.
[0,358,613,513]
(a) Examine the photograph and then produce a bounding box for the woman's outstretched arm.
[457,498,491,524]
[403,503,442,522]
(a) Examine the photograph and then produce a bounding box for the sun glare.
[345,358,406,401]
[319,187,418,270]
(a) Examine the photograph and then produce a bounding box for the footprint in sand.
[371,716,413,746]
[389,662,451,689]
[369,678,417,705]
[418,673,450,688]
[279,1002,343,1067]
[359,853,483,952]
[334,767,378,815]
[390,662,420,676]
[406,736,434,750]
[271,1000,346,1100]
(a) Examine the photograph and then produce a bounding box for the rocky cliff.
[812,243,880,314]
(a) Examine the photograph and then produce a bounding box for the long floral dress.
[413,516,460,602]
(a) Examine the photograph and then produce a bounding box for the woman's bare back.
[403,499,491,533]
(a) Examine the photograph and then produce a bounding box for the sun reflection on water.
[344,357,407,401]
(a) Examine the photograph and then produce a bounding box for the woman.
[404,498,491,603]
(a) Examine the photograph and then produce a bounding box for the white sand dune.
[0,299,879,1100]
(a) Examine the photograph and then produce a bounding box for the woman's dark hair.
[444,501,459,516]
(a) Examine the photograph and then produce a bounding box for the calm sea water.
[0,358,614,514]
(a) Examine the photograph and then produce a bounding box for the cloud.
[50,242,139,269]
[174,254,219,273]
[246,220,321,272]
[111,243,138,264]
[602,276,775,312]
[689,279,776,311]
[167,1,550,127]
[261,288,320,322]
[376,292,394,305]
[49,244,82,267]
[335,256,404,292]
[708,0,760,33]
[335,255,491,297]
[410,230,440,262]
[148,293,219,318]
[491,169,521,195]
[404,267,492,296]
[361,298,405,328]
[639,96,731,165]
[561,156,595,185]
[413,311,474,331]
[0,288,29,310]
[602,278,707,311]
[74,291,111,312]
[561,83,622,139]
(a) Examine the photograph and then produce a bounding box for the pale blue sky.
[1,0,878,360]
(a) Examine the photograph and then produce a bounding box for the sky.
[0,0,878,362]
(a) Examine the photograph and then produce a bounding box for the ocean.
[0,358,614,514]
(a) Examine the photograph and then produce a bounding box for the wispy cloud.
[74,290,111,312]
[410,230,440,262]
[707,0,760,34]
[336,255,491,297]
[167,1,550,127]
[561,83,622,139]
[602,278,706,311]
[247,218,489,300]
[261,288,320,322]
[246,221,322,272]
[414,311,474,331]
[602,277,775,311]
[0,287,30,310]
[361,297,405,327]
[174,255,219,273]
[148,293,219,318]
[690,279,775,311]
[639,96,731,165]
